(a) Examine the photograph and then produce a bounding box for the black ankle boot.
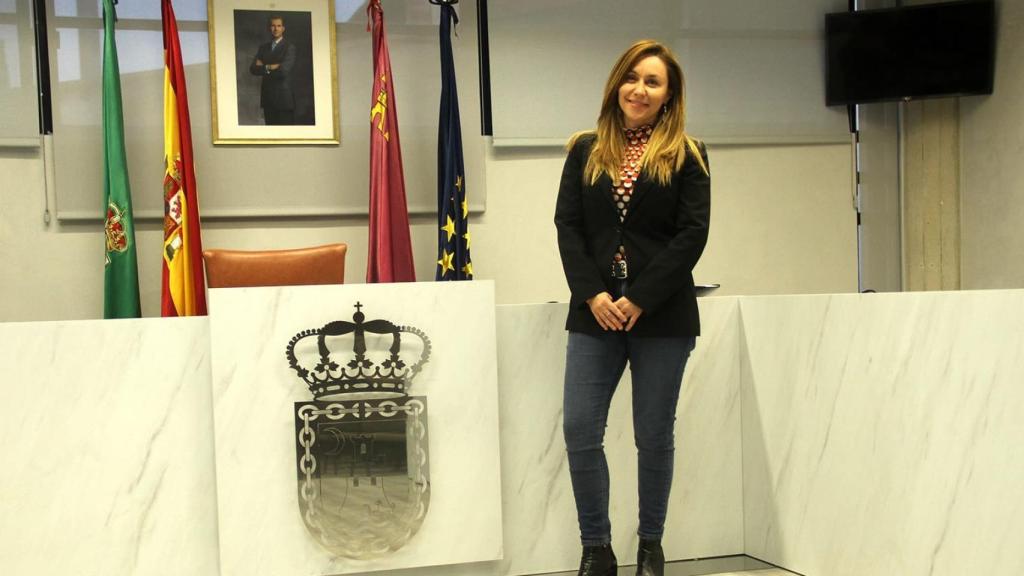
[635,539,664,576]
[578,544,617,576]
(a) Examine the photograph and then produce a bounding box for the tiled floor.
[708,565,794,569]
[547,556,799,576]
[640,566,797,576]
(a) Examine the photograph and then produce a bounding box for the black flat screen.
[826,0,995,106]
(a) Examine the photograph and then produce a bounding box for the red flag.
[366,0,416,283]
[160,0,207,315]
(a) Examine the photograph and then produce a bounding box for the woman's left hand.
[614,297,643,331]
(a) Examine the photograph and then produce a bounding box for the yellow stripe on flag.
[162,60,196,315]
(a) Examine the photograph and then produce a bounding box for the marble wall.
[493,299,745,575]
[0,317,219,576]
[0,289,743,576]
[5,288,1023,576]
[740,291,1024,576]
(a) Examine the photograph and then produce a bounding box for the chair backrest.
[202,243,347,289]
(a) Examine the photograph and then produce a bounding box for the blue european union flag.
[435,2,472,281]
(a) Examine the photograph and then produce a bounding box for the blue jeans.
[563,330,696,546]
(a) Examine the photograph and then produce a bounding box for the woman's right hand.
[587,292,627,331]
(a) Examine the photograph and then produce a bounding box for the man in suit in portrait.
[249,15,296,125]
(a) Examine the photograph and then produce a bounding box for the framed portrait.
[208,0,339,144]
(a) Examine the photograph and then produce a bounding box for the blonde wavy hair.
[568,40,707,186]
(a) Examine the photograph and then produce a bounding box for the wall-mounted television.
[825,0,996,106]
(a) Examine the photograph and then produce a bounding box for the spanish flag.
[160,0,207,316]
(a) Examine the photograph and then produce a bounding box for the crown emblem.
[286,302,431,400]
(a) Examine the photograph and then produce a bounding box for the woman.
[554,39,710,576]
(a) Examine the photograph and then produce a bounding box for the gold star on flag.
[461,261,473,277]
[462,231,471,249]
[461,199,468,219]
[455,175,463,192]
[437,250,455,275]
[441,215,456,241]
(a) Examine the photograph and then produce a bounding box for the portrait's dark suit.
[249,38,296,125]
[554,134,710,337]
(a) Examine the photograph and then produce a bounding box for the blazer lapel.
[591,173,618,215]
[623,175,655,223]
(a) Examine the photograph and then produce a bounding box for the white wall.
[0,138,856,322]
[481,141,858,305]
[0,1,860,322]
[693,143,856,296]
[960,0,1024,289]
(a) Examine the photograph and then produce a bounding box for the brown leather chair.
[202,243,347,288]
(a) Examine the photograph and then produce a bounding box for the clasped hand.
[586,292,643,331]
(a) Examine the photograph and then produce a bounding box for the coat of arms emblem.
[103,201,129,266]
[285,303,431,559]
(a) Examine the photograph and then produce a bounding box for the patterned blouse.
[611,124,653,274]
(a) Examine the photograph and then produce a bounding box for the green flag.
[101,0,140,318]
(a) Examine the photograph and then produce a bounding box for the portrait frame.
[208,0,339,145]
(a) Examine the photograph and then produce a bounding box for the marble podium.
[493,300,744,576]
[739,291,1024,576]
[0,317,220,576]
[2,287,1023,576]
[207,281,504,575]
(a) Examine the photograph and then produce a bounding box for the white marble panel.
[740,291,1024,576]
[8,287,1021,576]
[0,317,219,576]
[493,298,744,575]
[208,281,503,576]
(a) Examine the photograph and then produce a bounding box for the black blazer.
[554,134,710,337]
[249,39,296,112]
